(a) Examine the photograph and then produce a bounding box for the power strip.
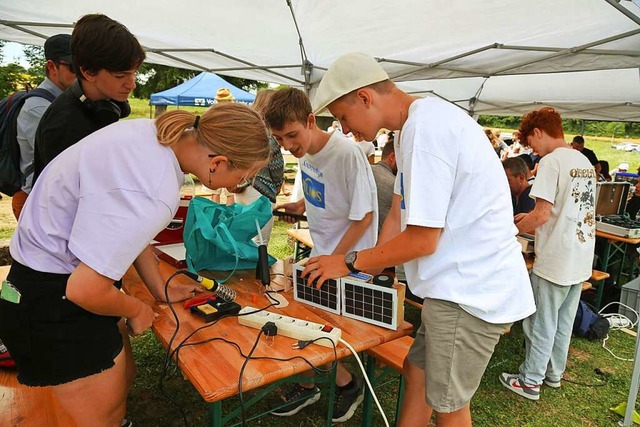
[237,306,342,348]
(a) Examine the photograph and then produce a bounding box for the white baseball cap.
[312,52,389,115]
[618,162,630,170]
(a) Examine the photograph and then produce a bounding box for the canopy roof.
[1,0,639,120]
[149,72,255,106]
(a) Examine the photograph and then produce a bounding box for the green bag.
[183,196,276,282]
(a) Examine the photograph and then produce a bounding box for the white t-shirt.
[530,147,596,285]
[11,119,183,280]
[395,97,535,324]
[376,133,389,149]
[355,140,376,158]
[301,131,378,256]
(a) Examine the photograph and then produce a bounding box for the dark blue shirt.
[513,185,535,215]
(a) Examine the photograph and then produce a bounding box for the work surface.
[122,261,413,403]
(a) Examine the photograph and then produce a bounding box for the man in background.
[12,34,76,219]
[371,141,397,229]
[571,135,598,166]
[503,157,535,216]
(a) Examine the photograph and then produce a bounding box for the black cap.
[44,34,72,64]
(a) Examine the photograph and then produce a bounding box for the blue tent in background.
[149,72,255,107]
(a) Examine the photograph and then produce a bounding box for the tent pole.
[604,0,640,26]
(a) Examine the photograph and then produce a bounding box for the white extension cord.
[338,338,390,427]
[598,302,638,362]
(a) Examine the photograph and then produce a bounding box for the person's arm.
[303,224,440,287]
[514,198,552,234]
[331,211,373,255]
[273,199,306,223]
[378,194,402,245]
[66,262,155,335]
[133,245,203,303]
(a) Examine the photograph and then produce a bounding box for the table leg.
[325,363,338,427]
[208,401,223,427]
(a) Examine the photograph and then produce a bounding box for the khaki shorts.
[406,298,511,413]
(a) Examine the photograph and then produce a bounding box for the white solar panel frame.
[293,262,341,314]
[340,276,398,330]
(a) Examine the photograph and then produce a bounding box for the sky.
[1,42,29,67]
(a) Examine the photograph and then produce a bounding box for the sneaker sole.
[543,379,561,388]
[270,392,321,417]
[499,375,540,401]
[332,392,365,423]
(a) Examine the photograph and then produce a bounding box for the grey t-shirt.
[371,161,395,231]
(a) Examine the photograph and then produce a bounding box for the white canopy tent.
[1,0,639,121]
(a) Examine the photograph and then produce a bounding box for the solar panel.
[341,276,399,330]
[293,262,341,314]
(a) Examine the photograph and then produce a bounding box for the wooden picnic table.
[122,259,413,426]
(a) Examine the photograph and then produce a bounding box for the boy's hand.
[273,201,305,223]
[302,254,349,289]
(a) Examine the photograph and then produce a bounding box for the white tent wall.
[1,0,639,121]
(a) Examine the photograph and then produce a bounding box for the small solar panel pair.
[293,262,404,330]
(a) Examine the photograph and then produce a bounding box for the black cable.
[157,273,340,426]
[560,369,608,387]
[158,271,190,426]
[238,330,264,426]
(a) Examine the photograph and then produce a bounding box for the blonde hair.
[155,103,269,170]
[252,89,277,117]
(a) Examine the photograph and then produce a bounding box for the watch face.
[346,251,357,264]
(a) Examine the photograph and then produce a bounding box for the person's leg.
[118,319,136,395]
[435,404,471,427]
[546,283,582,383]
[397,358,432,427]
[519,273,570,386]
[52,347,129,427]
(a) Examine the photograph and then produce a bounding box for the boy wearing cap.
[11,34,76,219]
[33,14,145,185]
[303,53,535,426]
[264,87,378,423]
[500,107,596,401]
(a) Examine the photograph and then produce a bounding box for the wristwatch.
[345,251,360,273]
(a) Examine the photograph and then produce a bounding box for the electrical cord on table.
[157,272,278,426]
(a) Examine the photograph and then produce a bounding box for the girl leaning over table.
[0,103,270,427]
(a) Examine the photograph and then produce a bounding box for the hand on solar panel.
[302,254,349,289]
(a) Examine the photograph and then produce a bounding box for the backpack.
[0,88,56,196]
[0,339,15,368]
[573,300,610,340]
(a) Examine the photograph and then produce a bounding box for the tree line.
[478,116,640,139]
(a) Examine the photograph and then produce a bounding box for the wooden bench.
[0,265,75,426]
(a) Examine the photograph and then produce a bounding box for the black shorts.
[0,261,123,386]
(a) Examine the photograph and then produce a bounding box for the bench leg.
[395,375,406,426]
[594,279,606,310]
